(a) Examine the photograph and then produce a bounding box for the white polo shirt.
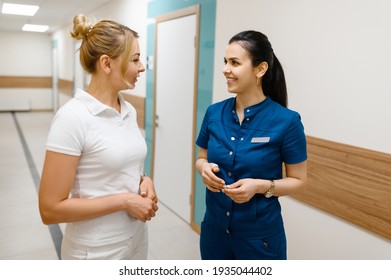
[46,89,147,246]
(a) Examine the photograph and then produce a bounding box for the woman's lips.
[226,77,236,84]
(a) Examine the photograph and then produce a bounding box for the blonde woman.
[39,14,158,260]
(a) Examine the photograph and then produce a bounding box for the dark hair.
[229,30,287,107]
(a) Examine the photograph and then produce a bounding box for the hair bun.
[70,14,93,40]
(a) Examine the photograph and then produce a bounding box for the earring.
[256,77,261,86]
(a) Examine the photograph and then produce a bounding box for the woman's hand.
[139,175,158,203]
[223,179,265,203]
[124,193,158,222]
[196,148,226,192]
[202,162,226,192]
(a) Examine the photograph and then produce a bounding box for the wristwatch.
[264,180,275,198]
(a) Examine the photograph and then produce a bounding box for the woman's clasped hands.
[201,162,262,204]
[125,176,158,222]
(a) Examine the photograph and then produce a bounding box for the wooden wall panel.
[0,76,52,88]
[58,79,73,97]
[121,93,145,129]
[0,76,73,96]
[293,136,391,240]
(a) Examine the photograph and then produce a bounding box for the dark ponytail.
[229,31,288,107]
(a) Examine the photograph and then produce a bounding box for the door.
[152,7,199,223]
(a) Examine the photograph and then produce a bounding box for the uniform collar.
[75,89,132,118]
[231,96,271,118]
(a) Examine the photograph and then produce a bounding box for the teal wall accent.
[145,0,216,227]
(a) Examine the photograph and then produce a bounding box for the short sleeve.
[46,107,84,156]
[196,106,211,149]
[281,113,307,164]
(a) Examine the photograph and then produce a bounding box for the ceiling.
[0,0,112,34]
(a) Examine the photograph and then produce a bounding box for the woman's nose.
[139,63,146,73]
[222,65,230,74]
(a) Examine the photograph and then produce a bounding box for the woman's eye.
[224,59,239,66]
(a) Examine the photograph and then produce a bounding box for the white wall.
[0,31,52,110]
[215,0,391,259]
[0,31,51,76]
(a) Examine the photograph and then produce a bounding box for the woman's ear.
[99,55,111,75]
[256,61,268,78]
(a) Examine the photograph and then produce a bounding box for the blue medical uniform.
[196,97,307,260]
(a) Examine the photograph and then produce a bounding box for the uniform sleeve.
[281,113,307,164]
[196,106,211,149]
[46,107,84,156]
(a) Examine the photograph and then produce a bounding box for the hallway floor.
[0,111,200,260]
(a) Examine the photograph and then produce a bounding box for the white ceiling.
[0,0,112,33]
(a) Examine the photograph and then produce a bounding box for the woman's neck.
[235,91,266,112]
[86,78,120,112]
[234,88,266,125]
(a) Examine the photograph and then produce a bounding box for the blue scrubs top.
[196,97,307,238]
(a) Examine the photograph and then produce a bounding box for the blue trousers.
[200,221,287,260]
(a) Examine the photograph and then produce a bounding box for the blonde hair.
[70,14,138,81]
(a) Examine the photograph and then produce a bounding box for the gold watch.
[264,180,275,198]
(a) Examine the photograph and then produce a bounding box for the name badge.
[251,137,270,143]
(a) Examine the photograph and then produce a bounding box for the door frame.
[151,4,200,226]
